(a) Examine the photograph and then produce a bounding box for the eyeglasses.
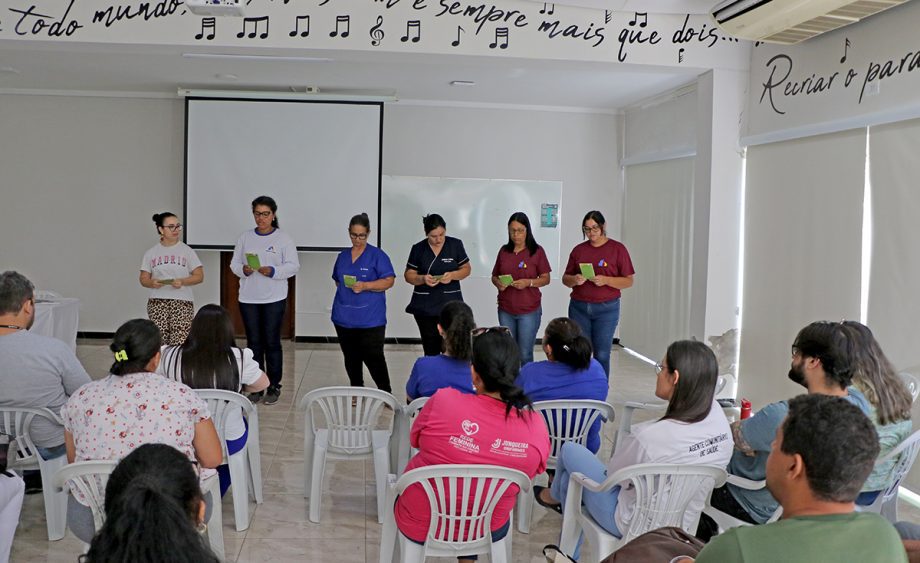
[655,362,665,375]
[582,225,602,234]
[161,224,182,231]
[791,345,801,358]
[253,211,273,218]
[509,228,527,234]
[349,232,368,240]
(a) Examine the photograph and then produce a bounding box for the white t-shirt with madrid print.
[140,241,203,302]
[61,372,213,506]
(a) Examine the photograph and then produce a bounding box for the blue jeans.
[568,298,620,377]
[217,418,249,497]
[497,307,542,365]
[240,299,286,387]
[550,442,621,558]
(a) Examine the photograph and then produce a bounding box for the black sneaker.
[248,391,264,404]
[263,386,281,405]
[23,472,43,495]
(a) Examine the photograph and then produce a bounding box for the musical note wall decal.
[195,17,215,40]
[539,3,554,15]
[401,20,421,43]
[369,15,384,46]
[628,12,647,27]
[451,25,464,47]
[330,15,350,38]
[237,16,269,39]
[289,15,309,37]
[840,37,851,63]
[489,27,509,49]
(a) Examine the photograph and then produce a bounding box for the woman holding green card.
[331,213,396,392]
[561,210,635,377]
[139,212,204,346]
[490,212,551,364]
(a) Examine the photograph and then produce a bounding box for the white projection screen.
[184,98,382,250]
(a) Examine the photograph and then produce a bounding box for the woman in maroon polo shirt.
[561,210,634,377]
[490,212,551,364]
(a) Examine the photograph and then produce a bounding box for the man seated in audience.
[0,271,90,490]
[693,394,905,562]
[706,321,871,526]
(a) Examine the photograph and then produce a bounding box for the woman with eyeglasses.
[395,328,550,561]
[230,195,300,405]
[330,213,396,393]
[491,212,551,365]
[404,213,472,356]
[534,341,732,558]
[61,319,222,544]
[561,210,635,377]
[81,443,221,563]
[139,212,204,346]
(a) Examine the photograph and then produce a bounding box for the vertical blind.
[739,129,866,408]
[621,157,695,360]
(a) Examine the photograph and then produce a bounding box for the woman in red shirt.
[561,210,635,377]
[394,328,550,561]
[491,212,551,365]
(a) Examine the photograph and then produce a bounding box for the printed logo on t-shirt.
[688,433,730,458]
[598,259,607,267]
[461,419,479,436]
[489,438,531,458]
[442,258,455,263]
[150,255,188,270]
[491,437,502,449]
[266,245,277,254]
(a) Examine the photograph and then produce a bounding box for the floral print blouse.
[61,372,213,505]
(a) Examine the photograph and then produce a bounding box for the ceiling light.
[450,80,476,87]
[182,53,333,63]
[0,67,20,74]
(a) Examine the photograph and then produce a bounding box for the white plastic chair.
[701,474,782,533]
[516,399,616,534]
[196,388,263,531]
[378,464,531,563]
[898,372,920,403]
[52,460,118,535]
[856,428,920,522]
[559,463,727,561]
[0,406,68,540]
[300,386,399,523]
[395,397,429,476]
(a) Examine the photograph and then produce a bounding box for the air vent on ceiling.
[711,0,908,45]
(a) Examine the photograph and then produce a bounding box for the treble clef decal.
[370,15,384,46]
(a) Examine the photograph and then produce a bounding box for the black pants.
[334,324,392,392]
[696,484,757,541]
[240,299,286,388]
[414,315,443,356]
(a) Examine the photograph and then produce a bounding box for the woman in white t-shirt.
[139,212,204,346]
[535,340,732,548]
[158,304,269,495]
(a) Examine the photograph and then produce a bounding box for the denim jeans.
[568,298,620,377]
[240,299,287,388]
[497,307,542,365]
[550,442,622,558]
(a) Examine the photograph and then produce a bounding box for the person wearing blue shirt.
[702,321,874,534]
[406,301,476,401]
[331,213,396,392]
[404,214,472,356]
[516,317,609,453]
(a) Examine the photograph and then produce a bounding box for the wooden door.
[220,251,296,339]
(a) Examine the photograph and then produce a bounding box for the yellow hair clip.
[114,350,128,362]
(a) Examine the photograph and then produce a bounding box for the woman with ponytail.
[82,443,220,563]
[534,341,732,557]
[394,329,550,561]
[61,319,222,543]
[139,211,204,345]
[516,318,609,453]
[405,301,476,401]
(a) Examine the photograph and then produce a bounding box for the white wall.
[0,95,619,337]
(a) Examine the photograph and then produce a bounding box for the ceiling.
[0,1,719,111]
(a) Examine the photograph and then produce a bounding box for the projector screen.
[184,97,382,250]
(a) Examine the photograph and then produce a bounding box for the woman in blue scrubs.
[331,213,396,392]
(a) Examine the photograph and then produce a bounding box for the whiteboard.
[184,98,382,250]
[381,176,563,278]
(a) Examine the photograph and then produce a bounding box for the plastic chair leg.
[308,446,327,523]
[229,449,251,531]
[248,416,264,504]
[40,457,68,541]
[373,447,390,524]
[203,476,225,560]
[516,480,533,533]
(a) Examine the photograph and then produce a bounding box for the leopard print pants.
[147,298,194,346]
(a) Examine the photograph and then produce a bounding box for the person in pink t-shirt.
[395,328,550,561]
[562,210,635,378]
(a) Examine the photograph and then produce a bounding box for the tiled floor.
[10,341,920,562]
